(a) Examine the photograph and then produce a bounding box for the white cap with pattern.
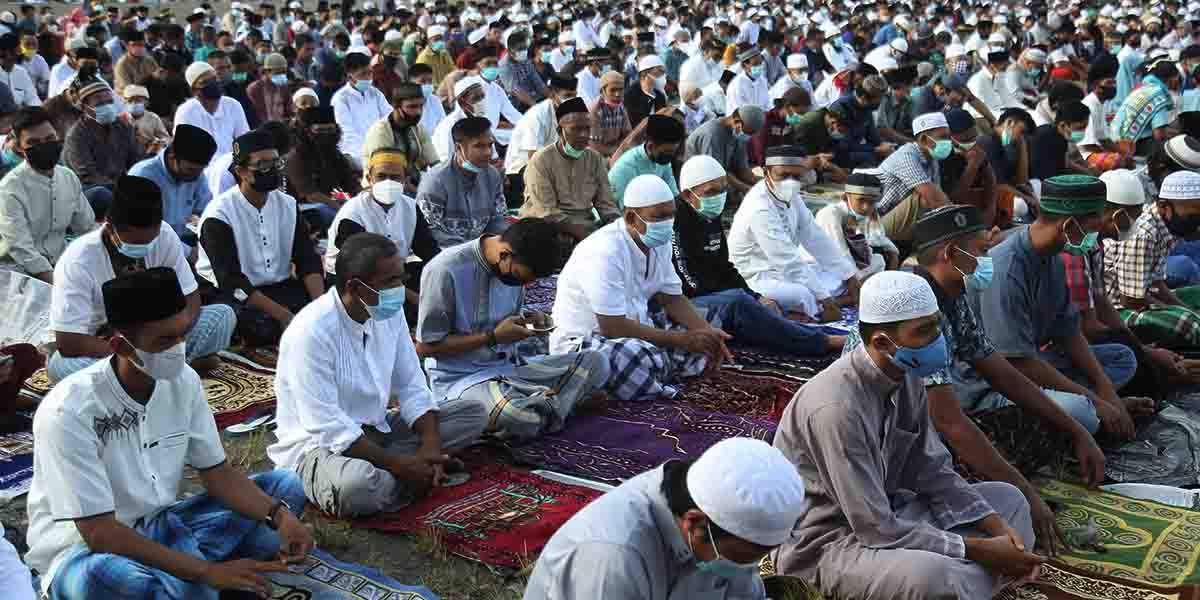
[858,271,939,324]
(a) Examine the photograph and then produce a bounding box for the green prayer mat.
[1041,480,1200,588]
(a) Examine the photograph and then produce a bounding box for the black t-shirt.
[1029,124,1069,181]
[623,86,667,130]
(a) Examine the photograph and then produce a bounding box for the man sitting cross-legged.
[270,233,488,518]
[416,218,611,441]
[27,267,313,600]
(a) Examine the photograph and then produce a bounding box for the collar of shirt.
[100,358,154,413]
[849,343,902,396]
[471,235,498,276]
[333,287,370,343]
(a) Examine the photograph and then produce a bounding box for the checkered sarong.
[1118,305,1200,348]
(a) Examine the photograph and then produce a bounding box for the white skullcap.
[123,84,149,99]
[870,55,899,72]
[624,175,675,208]
[454,75,484,98]
[1099,169,1147,206]
[292,21,310,34]
[428,25,447,38]
[680,156,727,192]
[859,271,939,324]
[384,30,404,42]
[185,62,215,87]
[638,55,666,72]
[468,26,488,45]
[292,87,318,104]
[821,21,840,36]
[913,112,950,136]
[1049,49,1069,63]
[894,14,913,31]
[558,31,574,43]
[348,45,373,57]
[988,31,1009,45]
[890,38,909,54]
[1022,48,1048,63]
[654,15,669,28]
[945,43,967,59]
[1160,171,1200,201]
[687,438,806,547]
[786,53,808,70]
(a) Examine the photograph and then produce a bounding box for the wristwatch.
[264,499,289,530]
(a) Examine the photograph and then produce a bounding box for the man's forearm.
[410,411,441,450]
[932,394,1039,502]
[303,273,324,300]
[79,517,213,584]
[415,332,492,357]
[661,293,710,331]
[977,354,1092,438]
[344,434,403,472]
[597,314,684,349]
[199,462,279,521]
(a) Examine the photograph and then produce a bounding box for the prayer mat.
[952,405,1074,483]
[0,414,33,501]
[265,548,440,599]
[1102,404,1200,487]
[1040,479,1200,589]
[352,464,601,571]
[20,367,50,397]
[728,347,837,382]
[673,369,802,422]
[503,399,777,484]
[523,276,558,315]
[204,360,278,430]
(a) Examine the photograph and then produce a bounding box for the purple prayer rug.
[504,399,777,484]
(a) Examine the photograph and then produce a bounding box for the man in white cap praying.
[523,437,806,600]
[773,270,1042,600]
[174,61,250,157]
[432,75,489,162]
[875,111,953,247]
[769,53,814,104]
[726,43,771,114]
[551,174,732,402]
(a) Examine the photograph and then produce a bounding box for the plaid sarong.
[1116,284,1200,348]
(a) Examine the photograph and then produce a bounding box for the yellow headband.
[368,150,407,170]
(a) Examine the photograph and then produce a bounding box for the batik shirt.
[415,160,509,250]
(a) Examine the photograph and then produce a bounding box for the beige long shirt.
[771,345,996,577]
[114,53,159,95]
[519,143,620,228]
[0,162,95,276]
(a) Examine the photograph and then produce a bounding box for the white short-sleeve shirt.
[195,187,299,289]
[550,219,682,354]
[173,97,251,157]
[25,360,225,586]
[50,223,196,336]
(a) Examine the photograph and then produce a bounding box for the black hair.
[335,232,399,292]
[998,107,1035,132]
[159,52,186,73]
[857,321,898,346]
[408,62,432,78]
[258,120,293,156]
[660,459,734,540]
[1055,100,1090,126]
[451,115,492,144]
[1088,55,1119,87]
[11,106,50,144]
[916,238,951,267]
[1153,60,1180,82]
[295,35,316,49]
[501,218,563,278]
[229,48,254,66]
[320,61,344,83]
[1047,81,1084,109]
[344,51,370,72]
[108,191,163,230]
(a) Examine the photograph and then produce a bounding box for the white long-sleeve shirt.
[173,97,250,158]
[823,42,858,74]
[679,53,721,90]
[48,60,75,98]
[725,70,771,115]
[22,55,49,98]
[0,65,40,107]
[332,83,393,168]
[966,68,1015,120]
[503,98,557,175]
[814,201,897,279]
[576,67,602,106]
[572,20,600,52]
[269,288,436,471]
[728,180,857,300]
[482,79,523,130]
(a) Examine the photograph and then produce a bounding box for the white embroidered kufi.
[912,112,949,136]
[624,175,675,208]
[858,271,939,324]
[1160,171,1200,201]
[686,438,806,547]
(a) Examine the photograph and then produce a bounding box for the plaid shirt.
[499,56,547,102]
[877,143,939,216]
[1103,202,1177,307]
[589,98,632,146]
[1062,245,1106,312]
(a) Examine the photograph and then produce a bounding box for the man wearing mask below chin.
[416,218,611,441]
[122,84,170,156]
[174,61,250,157]
[725,44,771,115]
[551,175,732,402]
[196,129,324,348]
[524,438,806,600]
[1030,100,1096,180]
[269,232,488,519]
[971,175,1147,444]
[331,51,391,170]
[608,113,685,207]
[773,270,1043,598]
[0,33,38,108]
[504,73,578,206]
[113,27,158,96]
[128,124,219,259]
[361,83,437,195]
[1101,170,1200,351]
[0,107,94,284]
[874,112,953,252]
[48,175,236,383]
[624,55,668,130]
[418,116,509,250]
[62,76,140,221]
[677,156,846,357]
[728,145,859,323]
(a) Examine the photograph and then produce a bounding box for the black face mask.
[1098,85,1117,101]
[200,80,223,100]
[1166,204,1200,237]
[250,168,282,193]
[649,148,673,165]
[383,55,399,69]
[313,131,339,147]
[24,140,62,171]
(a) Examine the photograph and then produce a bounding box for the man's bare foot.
[189,355,222,373]
[1122,396,1156,418]
[579,391,609,412]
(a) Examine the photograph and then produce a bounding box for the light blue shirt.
[607,144,680,209]
[128,150,213,245]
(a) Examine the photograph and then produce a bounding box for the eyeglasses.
[247,158,284,172]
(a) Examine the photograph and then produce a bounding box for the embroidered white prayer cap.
[454,76,485,98]
[427,25,447,38]
[859,271,939,324]
[912,112,949,136]
[1021,48,1048,64]
[1099,169,1146,206]
[638,55,666,72]
[687,437,806,547]
[1160,171,1200,201]
[945,43,967,59]
[1165,135,1200,170]
[292,87,318,105]
[787,53,808,70]
[185,62,215,87]
[468,26,488,45]
[680,156,727,192]
[624,175,675,208]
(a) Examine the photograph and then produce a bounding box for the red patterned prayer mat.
[353,463,601,571]
[674,369,803,422]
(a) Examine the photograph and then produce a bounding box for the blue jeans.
[690,288,837,356]
[975,388,1100,435]
[48,470,306,600]
[1166,254,1200,288]
[1039,342,1138,392]
[83,185,113,221]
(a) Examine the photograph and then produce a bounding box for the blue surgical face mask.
[845,201,869,220]
[459,152,483,173]
[884,332,949,377]
[92,102,119,125]
[953,246,993,291]
[749,64,764,79]
[2,147,20,167]
[421,83,434,97]
[354,79,373,93]
[697,191,727,219]
[1069,130,1086,143]
[358,280,405,320]
[931,138,953,160]
[270,73,287,86]
[635,212,674,248]
[694,520,758,579]
[1001,128,1013,146]
[481,66,500,81]
[113,228,154,259]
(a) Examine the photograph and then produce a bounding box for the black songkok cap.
[171,124,217,164]
[103,267,186,328]
[913,204,986,252]
[555,96,588,121]
[645,114,686,143]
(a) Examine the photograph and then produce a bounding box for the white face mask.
[654,74,667,90]
[372,179,405,205]
[772,177,806,201]
[470,100,486,115]
[126,338,188,381]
